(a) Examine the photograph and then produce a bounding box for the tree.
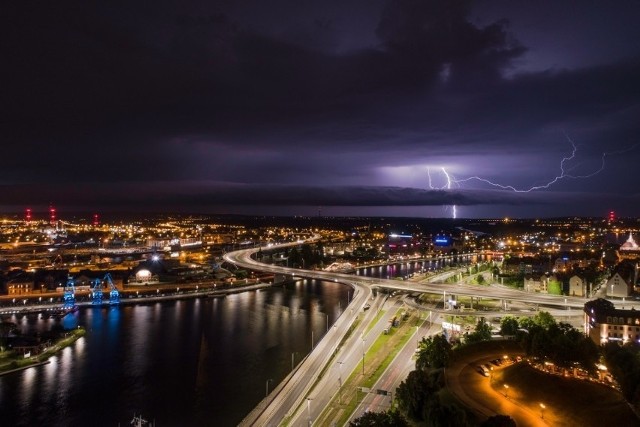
[349,410,409,427]
[466,318,492,343]
[396,369,446,421]
[476,274,485,285]
[500,316,519,336]
[532,311,556,329]
[301,244,313,267]
[396,370,436,420]
[416,334,452,370]
[603,342,640,404]
[0,321,17,351]
[424,394,469,427]
[234,269,248,279]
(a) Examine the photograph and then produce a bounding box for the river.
[0,257,475,426]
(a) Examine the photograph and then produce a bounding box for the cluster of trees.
[501,312,600,372]
[464,318,493,344]
[603,342,640,407]
[349,409,409,426]
[0,321,18,351]
[380,334,465,425]
[396,366,468,426]
[415,334,452,370]
[282,243,326,269]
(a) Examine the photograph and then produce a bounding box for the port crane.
[63,276,75,309]
[91,273,120,305]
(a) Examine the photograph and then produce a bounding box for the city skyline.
[3,1,640,218]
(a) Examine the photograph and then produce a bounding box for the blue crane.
[104,273,120,305]
[91,277,104,305]
[63,276,75,309]
[90,273,120,305]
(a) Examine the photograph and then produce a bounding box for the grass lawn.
[314,314,421,426]
[547,280,563,295]
[0,328,86,374]
[492,363,638,427]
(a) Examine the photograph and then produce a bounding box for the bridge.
[224,238,638,426]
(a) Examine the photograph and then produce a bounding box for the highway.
[224,242,637,426]
[347,313,443,421]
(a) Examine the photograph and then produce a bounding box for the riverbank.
[0,327,86,376]
[0,281,273,316]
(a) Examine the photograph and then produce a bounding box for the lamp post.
[503,384,509,398]
[337,361,344,404]
[361,337,366,375]
[540,403,545,419]
[306,397,313,426]
[266,378,273,397]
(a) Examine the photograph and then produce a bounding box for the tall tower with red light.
[608,210,616,223]
[49,204,56,226]
[93,213,100,227]
[25,208,32,224]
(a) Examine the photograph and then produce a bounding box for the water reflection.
[0,278,349,425]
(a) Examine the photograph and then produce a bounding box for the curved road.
[224,242,635,426]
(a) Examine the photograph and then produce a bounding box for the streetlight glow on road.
[361,337,366,376]
[337,361,344,404]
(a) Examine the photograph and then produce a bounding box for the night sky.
[3,1,640,218]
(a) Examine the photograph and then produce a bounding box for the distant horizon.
[0,207,631,222]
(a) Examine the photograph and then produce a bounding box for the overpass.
[224,241,637,426]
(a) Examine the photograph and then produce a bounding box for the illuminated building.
[584,299,640,345]
[387,233,415,255]
[618,233,640,261]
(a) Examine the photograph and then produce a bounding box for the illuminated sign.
[441,322,461,332]
[434,235,451,246]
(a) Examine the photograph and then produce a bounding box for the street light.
[362,337,366,375]
[540,403,545,419]
[307,397,313,426]
[266,378,273,397]
[503,384,509,398]
[337,361,344,404]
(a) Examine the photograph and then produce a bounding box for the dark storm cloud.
[2,2,521,164]
[4,180,634,213]
[2,1,640,216]
[0,181,549,209]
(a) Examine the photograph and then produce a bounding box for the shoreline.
[0,283,277,376]
[0,282,274,316]
[0,360,51,376]
[0,328,86,376]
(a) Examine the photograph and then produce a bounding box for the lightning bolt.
[440,167,457,219]
[427,166,458,219]
[454,135,638,192]
[426,135,638,218]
